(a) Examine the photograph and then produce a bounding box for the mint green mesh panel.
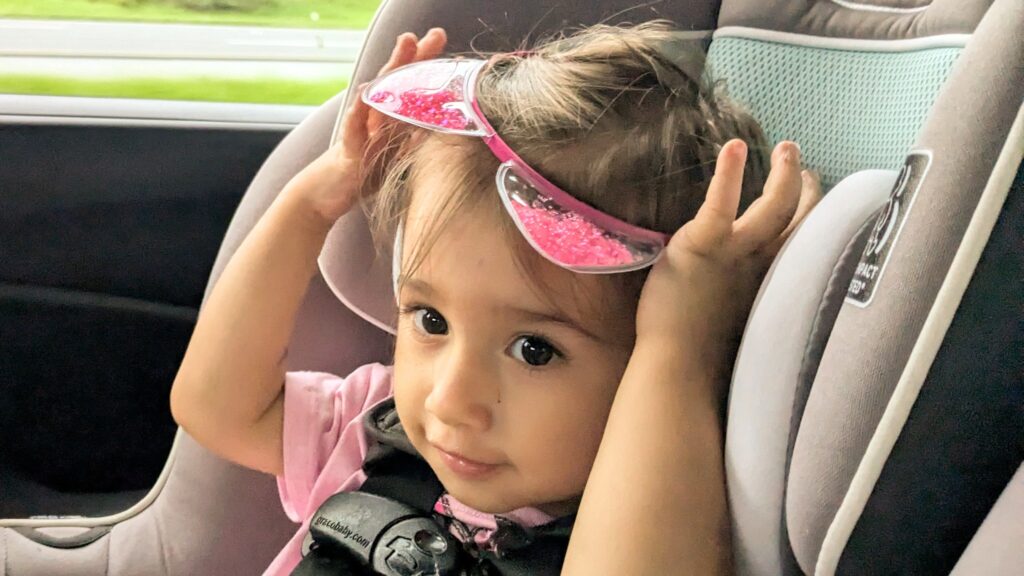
[706,37,962,190]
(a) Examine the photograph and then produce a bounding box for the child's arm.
[169,30,446,476]
[563,140,821,575]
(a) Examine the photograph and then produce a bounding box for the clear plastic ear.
[496,163,664,273]
[361,58,489,137]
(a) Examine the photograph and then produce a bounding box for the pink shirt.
[262,363,554,576]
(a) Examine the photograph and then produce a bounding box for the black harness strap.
[359,399,446,512]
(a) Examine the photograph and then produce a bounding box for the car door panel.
[0,96,310,516]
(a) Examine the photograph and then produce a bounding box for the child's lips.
[431,444,503,479]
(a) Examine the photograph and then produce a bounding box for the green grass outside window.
[0,0,380,29]
[0,74,348,105]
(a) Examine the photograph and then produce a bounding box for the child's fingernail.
[731,139,747,157]
[783,141,800,164]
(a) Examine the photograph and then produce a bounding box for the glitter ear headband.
[363,57,670,273]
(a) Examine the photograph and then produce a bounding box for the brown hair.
[363,21,769,312]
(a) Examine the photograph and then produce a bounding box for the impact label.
[846,151,932,307]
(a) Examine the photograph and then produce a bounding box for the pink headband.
[363,57,670,273]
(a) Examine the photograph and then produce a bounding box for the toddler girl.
[171,21,819,575]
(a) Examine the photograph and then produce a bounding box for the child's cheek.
[520,387,606,488]
[391,342,425,423]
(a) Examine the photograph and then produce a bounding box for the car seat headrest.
[709,0,992,192]
[720,0,989,38]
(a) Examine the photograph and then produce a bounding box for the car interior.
[0,0,1020,574]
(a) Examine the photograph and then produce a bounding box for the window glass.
[0,0,378,104]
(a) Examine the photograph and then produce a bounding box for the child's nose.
[424,343,495,432]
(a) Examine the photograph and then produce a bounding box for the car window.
[0,0,377,104]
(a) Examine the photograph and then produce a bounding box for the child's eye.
[412,307,448,336]
[509,335,561,367]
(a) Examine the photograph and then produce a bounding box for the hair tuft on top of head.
[474,20,769,235]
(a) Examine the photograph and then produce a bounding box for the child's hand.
[283,28,448,226]
[635,139,821,391]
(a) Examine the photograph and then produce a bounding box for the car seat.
[1,0,1019,574]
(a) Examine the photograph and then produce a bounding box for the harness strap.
[360,399,446,511]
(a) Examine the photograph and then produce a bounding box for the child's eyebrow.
[503,305,603,343]
[399,276,434,296]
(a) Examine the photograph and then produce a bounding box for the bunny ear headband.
[363,57,671,274]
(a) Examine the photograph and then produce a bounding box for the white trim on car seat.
[713,26,970,51]
[829,0,931,14]
[0,431,179,528]
[815,102,1024,575]
[330,0,388,145]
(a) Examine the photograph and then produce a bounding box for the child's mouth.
[433,445,502,479]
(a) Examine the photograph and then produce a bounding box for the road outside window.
[0,0,378,104]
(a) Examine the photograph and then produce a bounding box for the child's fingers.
[733,141,803,253]
[782,170,822,238]
[383,29,446,76]
[378,33,419,78]
[762,170,823,256]
[414,28,447,62]
[339,86,371,155]
[672,139,746,255]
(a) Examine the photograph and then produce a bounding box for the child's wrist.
[630,335,731,404]
[277,184,343,236]
[276,150,363,230]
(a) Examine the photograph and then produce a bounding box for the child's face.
[392,165,636,517]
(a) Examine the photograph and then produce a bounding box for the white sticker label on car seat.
[846,151,933,308]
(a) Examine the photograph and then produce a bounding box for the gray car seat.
[1,0,1020,574]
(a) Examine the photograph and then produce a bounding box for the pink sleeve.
[275,363,393,523]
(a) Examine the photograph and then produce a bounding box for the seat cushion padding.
[727,169,895,576]
[707,36,961,190]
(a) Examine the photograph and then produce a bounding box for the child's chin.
[439,482,523,515]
